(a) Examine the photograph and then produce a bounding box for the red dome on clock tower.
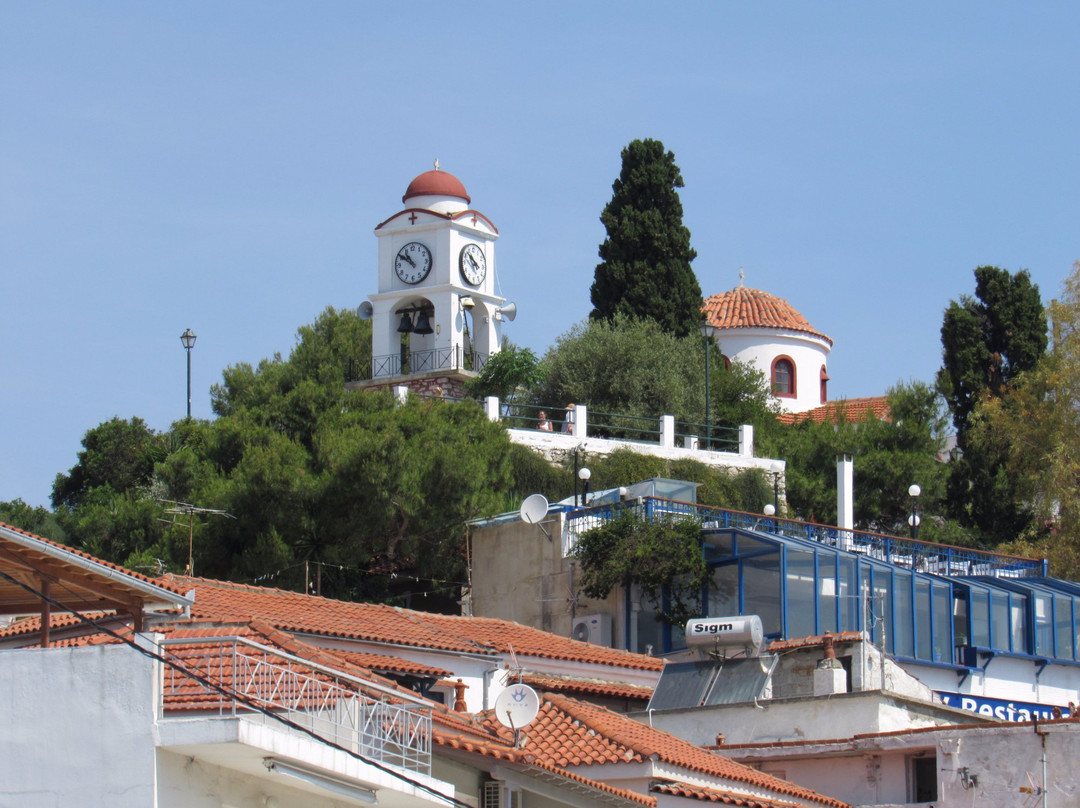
[402,167,471,205]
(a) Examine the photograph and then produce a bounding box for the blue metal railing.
[565,497,1046,580]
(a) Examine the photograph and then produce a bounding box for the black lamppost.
[578,467,592,507]
[180,329,197,419]
[908,484,921,540]
[700,321,718,449]
[770,461,783,512]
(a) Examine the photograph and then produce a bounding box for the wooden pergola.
[0,523,193,647]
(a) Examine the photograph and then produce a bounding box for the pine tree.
[589,139,702,338]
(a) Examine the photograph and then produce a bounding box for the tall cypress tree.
[936,265,1047,540]
[589,139,702,338]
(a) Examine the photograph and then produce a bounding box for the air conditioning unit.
[481,781,520,808]
[572,613,612,646]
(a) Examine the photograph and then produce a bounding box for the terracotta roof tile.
[522,673,653,702]
[777,397,890,426]
[415,612,664,672]
[653,781,829,808]
[164,576,662,672]
[702,288,832,346]
[483,694,848,808]
[766,632,864,653]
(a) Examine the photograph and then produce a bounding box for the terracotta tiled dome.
[402,169,471,205]
[702,286,832,346]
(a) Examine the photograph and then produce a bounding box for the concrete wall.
[0,644,158,807]
[642,690,981,747]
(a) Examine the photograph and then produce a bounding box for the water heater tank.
[684,615,764,653]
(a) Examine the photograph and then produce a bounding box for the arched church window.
[772,357,796,398]
[820,365,829,404]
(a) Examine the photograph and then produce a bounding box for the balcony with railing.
[348,347,490,382]
[565,496,1047,580]
[158,636,432,776]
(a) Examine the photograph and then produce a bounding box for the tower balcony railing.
[158,636,432,775]
[565,497,1047,580]
[348,348,490,382]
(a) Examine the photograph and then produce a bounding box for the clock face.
[459,243,487,286]
[394,242,432,284]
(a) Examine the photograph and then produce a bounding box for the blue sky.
[3,3,1078,508]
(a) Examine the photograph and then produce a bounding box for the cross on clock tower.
[352,163,510,398]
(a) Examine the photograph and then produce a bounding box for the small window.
[820,365,829,404]
[772,357,796,398]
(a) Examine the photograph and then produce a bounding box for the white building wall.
[0,644,158,807]
[718,329,831,413]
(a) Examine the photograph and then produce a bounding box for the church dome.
[702,286,832,346]
[402,169,471,205]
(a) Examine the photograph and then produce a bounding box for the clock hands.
[398,251,416,268]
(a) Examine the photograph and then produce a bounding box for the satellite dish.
[357,301,374,320]
[520,494,549,525]
[494,684,540,729]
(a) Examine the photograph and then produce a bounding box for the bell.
[397,312,413,333]
[413,310,434,335]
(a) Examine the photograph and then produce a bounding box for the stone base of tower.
[346,369,477,401]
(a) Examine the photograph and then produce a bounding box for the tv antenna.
[160,500,235,576]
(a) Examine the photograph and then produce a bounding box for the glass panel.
[736,535,777,555]
[953,589,969,650]
[916,579,932,660]
[862,565,874,642]
[819,554,838,634]
[992,593,1010,650]
[636,608,664,655]
[1011,594,1028,653]
[744,553,782,637]
[872,566,893,653]
[786,549,817,639]
[932,583,951,663]
[839,557,858,632]
[893,571,914,658]
[1055,597,1074,661]
[709,563,739,616]
[971,588,991,647]
[1035,594,1053,656]
[703,532,735,562]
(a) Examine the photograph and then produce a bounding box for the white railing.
[158,637,431,775]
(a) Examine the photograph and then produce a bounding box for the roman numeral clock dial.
[394,242,432,284]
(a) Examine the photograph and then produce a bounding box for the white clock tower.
[355,164,510,397]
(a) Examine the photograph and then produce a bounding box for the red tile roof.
[477,694,848,808]
[522,673,653,702]
[164,576,663,672]
[653,781,818,808]
[703,288,832,346]
[777,396,890,426]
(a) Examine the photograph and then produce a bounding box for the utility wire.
[0,567,470,808]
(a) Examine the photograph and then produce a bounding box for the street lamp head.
[700,322,718,340]
[180,329,197,350]
[908,484,921,499]
[763,504,776,517]
[578,467,592,482]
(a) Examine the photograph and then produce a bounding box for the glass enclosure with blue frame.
[621,520,1080,668]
